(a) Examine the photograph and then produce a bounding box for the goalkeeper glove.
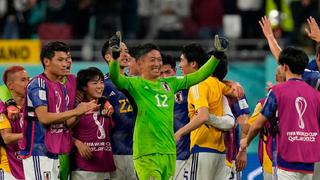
[211,34,229,60]
[109,31,122,60]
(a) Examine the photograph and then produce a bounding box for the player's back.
[272,79,320,163]
[188,76,226,153]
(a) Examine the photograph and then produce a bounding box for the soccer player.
[160,53,192,179]
[109,37,221,179]
[101,39,137,180]
[259,16,320,90]
[174,43,236,180]
[260,17,320,179]
[19,41,98,179]
[160,53,240,180]
[206,50,251,180]
[0,66,29,179]
[241,47,320,180]
[224,96,250,180]
[128,46,141,76]
[236,67,285,180]
[71,67,115,179]
[160,54,177,78]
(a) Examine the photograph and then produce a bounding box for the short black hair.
[181,43,209,68]
[101,40,110,60]
[135,43,161,60]
[40,41,69,68]
[209,51,228,81]
[278,47,309,75]
[161,53,176,70]
[129,46,140,59]
[76,67,104,92]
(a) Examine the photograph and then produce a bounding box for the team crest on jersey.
[162,82,170,92]
[175,91,183,104]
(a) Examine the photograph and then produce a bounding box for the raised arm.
[108,31,130,89]
[305,16,320,43]
[181,56,220,89]
[109,60,130,90]
[259,16,282,62]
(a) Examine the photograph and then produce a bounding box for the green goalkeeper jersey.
[109,56,219,159]
[0,85,12,102]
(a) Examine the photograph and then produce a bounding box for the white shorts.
[263,170,273,180]
[110,155,137,180]
[312,162,320,180]
[0,169,16,180]
[174,158,192,180]
[71,170,110,180]
[23,156,59,180]
[277,168,313,180]
[225,161,241,180]
[190,152,226,180]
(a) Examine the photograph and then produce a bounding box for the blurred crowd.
[0,0,319,46]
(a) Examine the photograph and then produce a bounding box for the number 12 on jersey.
[155,94,168,107]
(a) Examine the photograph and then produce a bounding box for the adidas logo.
[109,91,116,96]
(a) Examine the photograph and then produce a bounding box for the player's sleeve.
[0,85,12,102]
[109,60,130,90]
[302,70,320,91]
[260,90,277,120]
[171,56,219,91]
[0,113,12,130]
[189,82,209,110]
[27,78,48,108]
[247,102,263,125]
[221,82,234,95]
[207,96,235,131]
[232,95,250,118]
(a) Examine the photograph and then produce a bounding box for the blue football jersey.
[231,95,250,119]
[20,77,57,158]
[174,89,190,160]
[302,70,320,90]
[306,59,318,71]
[227,96,250,161]
[103,74,135,155]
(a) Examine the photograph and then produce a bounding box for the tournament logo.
[162,82,170,92]
[55,90,62,113]
[93,112,106,139]
[65,94,70,107]
[295,97,307,129]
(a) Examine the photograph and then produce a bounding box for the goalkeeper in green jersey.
[108,32,225,180]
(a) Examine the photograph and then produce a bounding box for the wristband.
[5,99,17,107]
